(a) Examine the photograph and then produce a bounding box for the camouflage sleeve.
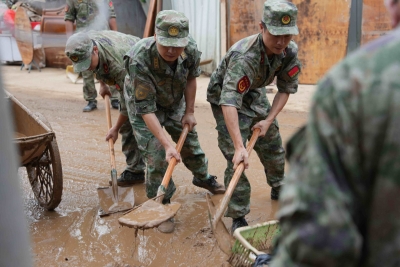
[219,52,257,108]
[125,59,157,115]
[64,0,76,22]
[276,41,301,94]
[270,75,362,267]
[108,0,116,18]
[187,48,202,79]
[113,64,128,115]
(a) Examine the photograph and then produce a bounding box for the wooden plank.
[220,0,227,57]
[362,0,391,45]
[156,0,163,15]
[291,0,351,84]
[14,7,33,65]
[143,0,158,38]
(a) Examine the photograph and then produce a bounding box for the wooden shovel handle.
[160,124,189,188]
[213,128,261,226]
[105,95,116,170]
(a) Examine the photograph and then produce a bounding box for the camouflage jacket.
[271,28,400,267]
[124,35,202,121]
[64,0,116,30]
[207,33,301,117]
[88,30,139,115]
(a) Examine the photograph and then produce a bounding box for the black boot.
[231,217,248,234]
[82,101,97,112]
[111,99,119,109]
[271,186,281,200]
[192,175,225,194]
[109,170,145,187]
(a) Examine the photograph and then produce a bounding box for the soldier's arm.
[181,77,197,131]
[128,59,181,163]
[64,0,75,37]
[142,113,181,163]
[252,92,289,137]
[219,53,256,169]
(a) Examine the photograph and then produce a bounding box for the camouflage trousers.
[130,113,209,201]
[119,119,145,174]
[82,70,118,103]
[211,104,285,219]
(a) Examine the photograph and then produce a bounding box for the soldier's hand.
[105,126,119,143]
[252,120,272,137]
[232,147,249,170]
[181,113,197,131]
[99,82,112,99]
[166,146,181,164]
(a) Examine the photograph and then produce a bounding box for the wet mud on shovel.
[118,124,189,229]
[206,128,260,255]
[97,95,134,216]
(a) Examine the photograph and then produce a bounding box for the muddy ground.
[2,65,314,267]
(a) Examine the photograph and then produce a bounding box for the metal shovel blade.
[97,186,135,216]
[206,193,234,255]
[118,199,181,229]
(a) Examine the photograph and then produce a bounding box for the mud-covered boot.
[158,218,175,233]
[192,175,225,194]
[111,99,119,109]
[83,101,97,112]
[158,199,175,233]
[109,170,145,187]
[231,217,248,234]
[271,186,281,200]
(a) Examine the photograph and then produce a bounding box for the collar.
[151,42,187,72]
[258,33,286,66]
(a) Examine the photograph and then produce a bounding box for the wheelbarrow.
[6,91,63,210]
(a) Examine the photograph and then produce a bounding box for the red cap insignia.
[287,66,299,78]
[237,76,250,94]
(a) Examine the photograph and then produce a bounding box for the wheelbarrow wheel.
[26,139,63,210]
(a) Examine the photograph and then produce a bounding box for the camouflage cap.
[155,10,189,47]
[263,0,299,35]
[65,32,93,73]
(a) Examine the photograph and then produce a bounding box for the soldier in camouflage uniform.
[207,0,301,233]
[64,0,119,112]
[124,10,225,233]
[65,30,145,185]
[270,0,400,266]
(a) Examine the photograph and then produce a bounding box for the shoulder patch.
[103,64,109,74]
[287,66,300,78]
[153,57,159,69]
[237,76,250,94]
[135,84,150,100]
[260,53,264,64]
[115,84,120,91]
[180,51,187,60]
[109,1,113,7]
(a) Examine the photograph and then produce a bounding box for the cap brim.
[268,25,299,35]
[73,57,91,73]
[156,35,188,47]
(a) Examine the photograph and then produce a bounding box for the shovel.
[206,128,260,255]
[118,124,189,229]
[97,95,135,216]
